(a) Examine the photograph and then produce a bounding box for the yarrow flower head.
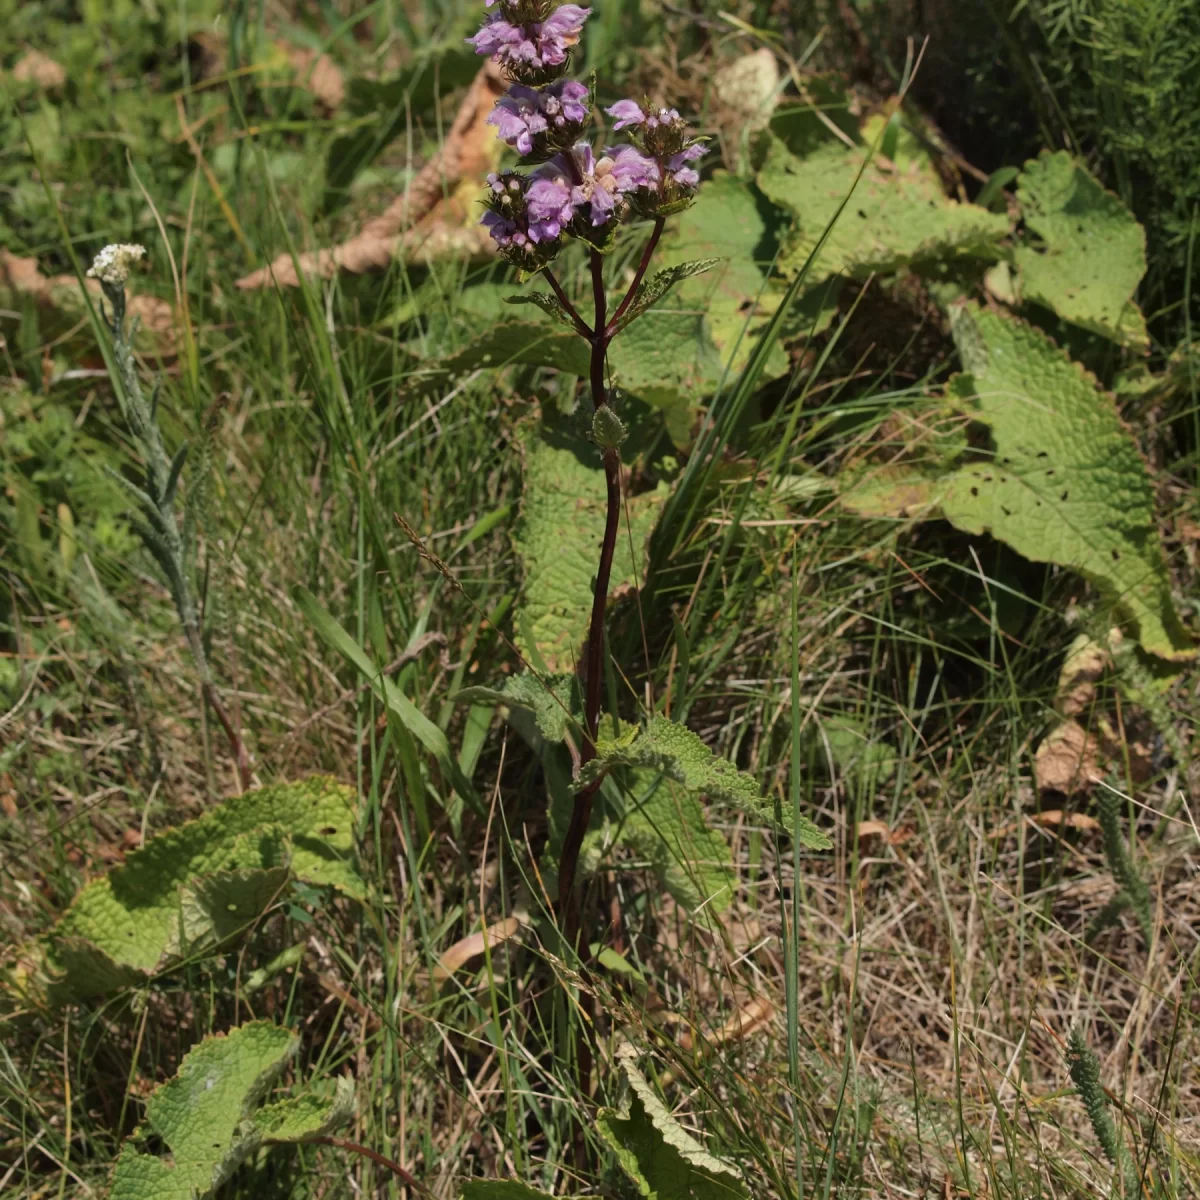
[488,79,589,159]
[87,243,147,288]
[603,98,706,213]
[468,2,591,84]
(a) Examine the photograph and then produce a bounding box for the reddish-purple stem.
[606,217,666,336]
[542,267,593,339]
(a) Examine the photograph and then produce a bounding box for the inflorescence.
[469,0,705,270]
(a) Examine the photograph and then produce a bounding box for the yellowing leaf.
[1012,151,1148,348]
[109,1022,353,1200]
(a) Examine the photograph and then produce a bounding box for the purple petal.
[541,4,591,36]
[606,99,645,130]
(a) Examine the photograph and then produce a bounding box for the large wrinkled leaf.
[617,771,736,915]
[452,672,582,744]
[109,1022,354,1200]
[513,436,667,672]
[653,172,789,377]
[757,133,1009,283]
[579,716,830,848]
[1012,151,1148,348]
[597,1048,750,1200]
[942,306,1191,659]
[608,309,725,447]
[837,307,1192,660]
[460,1184,560,1200]
[29,778,360,1003]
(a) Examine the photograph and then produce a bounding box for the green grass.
[2,1,1199,1198]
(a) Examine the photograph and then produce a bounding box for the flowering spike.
[468,2,591,85]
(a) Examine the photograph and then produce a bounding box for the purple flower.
[606,144,660,193]
[468,18,534,63]
[526,172,578,241]
[468,4,591,71]
[488,80,589,156]
[606,99,645,130]
[646,106,680,130]
[665,143,705,189]
[481,208,528,249]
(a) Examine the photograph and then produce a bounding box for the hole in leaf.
[318,826,338,836]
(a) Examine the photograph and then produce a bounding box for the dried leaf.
[285,46,345,110]
[1034,721,1104,794]
[434,916,524,984]
[237,64,506,288]
[1032,809,1101,832]
[1056,632,1113,717]
[11,50,66,90]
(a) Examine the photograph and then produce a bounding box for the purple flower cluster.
[469,0,703,265]
[468,3,591,81]
[602,99,707,204]
[488,79,589,158]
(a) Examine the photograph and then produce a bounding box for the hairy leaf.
[1013,151,1148,347]
[757,133,1009,283]
[513,437,667,671]
[505,291,581,331]
[29,777,359,1004]
[653,172,790,376]
[597,1047,750,1200]
[579,716,830,848]
[610,258,720,335]
[452,672,582,744]
[460,1184,560,1200]
[109,1022,354,1200]
[617,771,736,915]
[941,306,1191,659]
[837,308,1192,660]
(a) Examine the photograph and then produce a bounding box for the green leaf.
[652,171,789,377]
[505,291,581,331]
[460,1183,560,1200]
[580,716,830,848]
[597,1048,750,1200]
[756,133,1009,284]
[1012,150,1149,348]
[940,305,1191,660]
[617,771,736,915]
[21,779,358,1004]
[607,310,725,449]
[610,258,720,335]
[109,1021,353,1200]
[296,588,482,819]
[452,672,582,744]
[402,320,590,399]
[513,436,667,672]
[808,715,898,791]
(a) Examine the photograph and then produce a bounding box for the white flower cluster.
[87,243,147,286]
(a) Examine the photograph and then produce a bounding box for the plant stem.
[556,249,620,933]
[287,1135,427,1195]
[541,266,593,338]
[606,216,665,336]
